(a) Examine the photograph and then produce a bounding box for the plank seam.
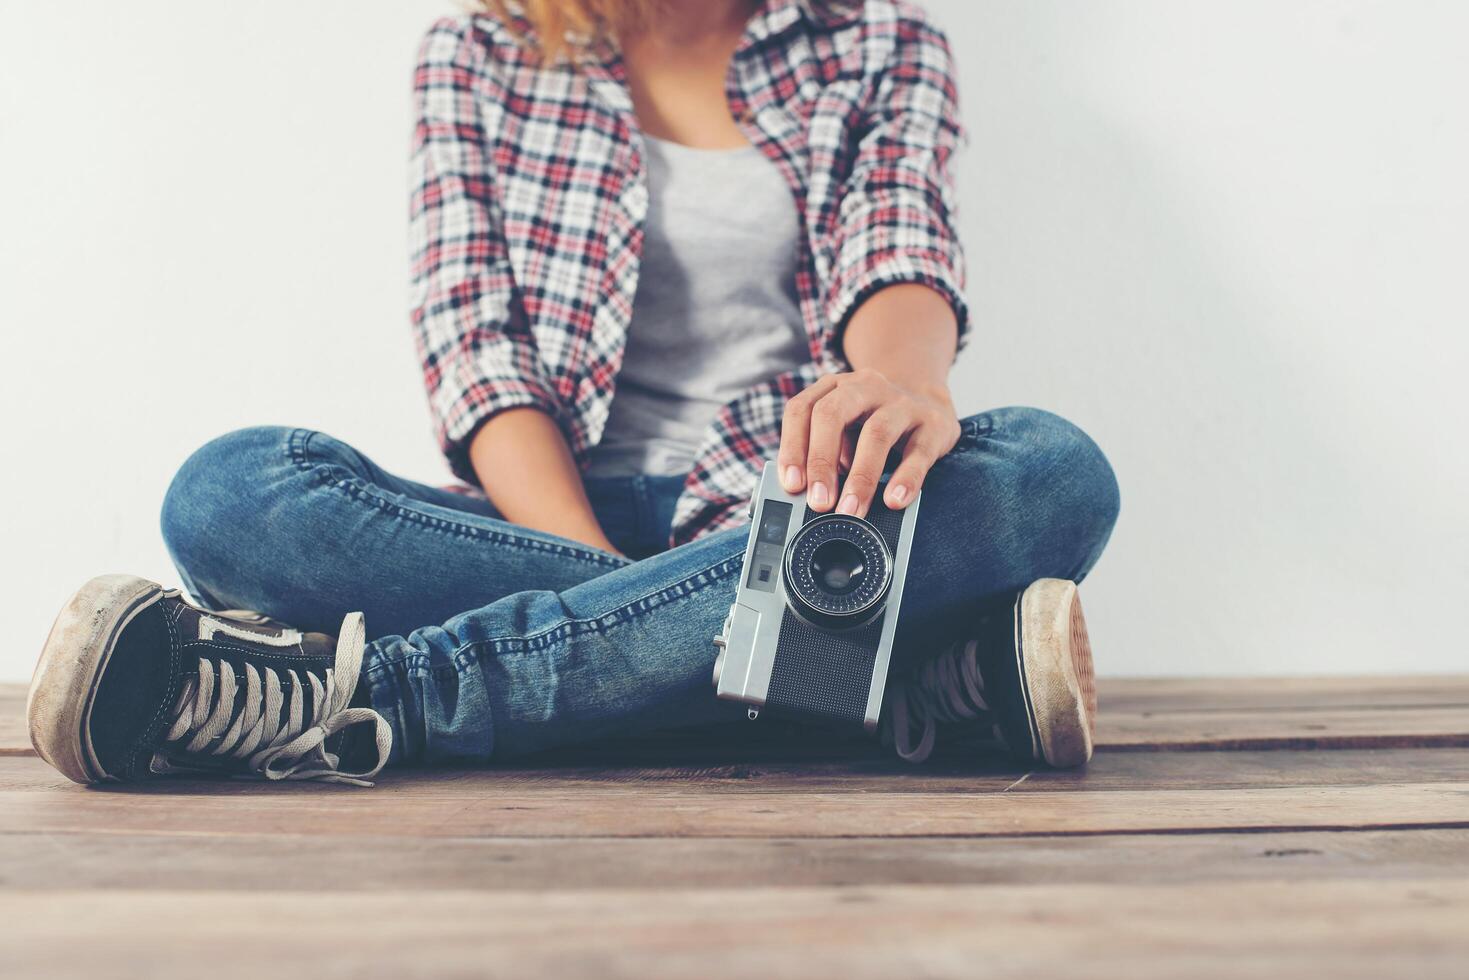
[5,821,1468,842]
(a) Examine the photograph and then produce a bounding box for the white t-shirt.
[584,135,808,478]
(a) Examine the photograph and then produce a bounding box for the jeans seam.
[366,551,745,683]
[955,413,993,450]
[285,428,628,571]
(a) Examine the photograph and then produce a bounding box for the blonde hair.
[477,0,660,63]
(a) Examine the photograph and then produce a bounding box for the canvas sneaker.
[885,578,1097,768]
[28,574,391,787]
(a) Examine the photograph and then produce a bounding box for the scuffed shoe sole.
[1015,579,1096,768]
[28,575,165,785]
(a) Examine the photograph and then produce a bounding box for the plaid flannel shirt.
[409,0,967,546]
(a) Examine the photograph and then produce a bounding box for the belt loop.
[632,475,650,554]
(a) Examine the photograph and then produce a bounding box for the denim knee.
[160,426,312,596]
[985,406,1120,539]
[945,407,1120,579]
[993,408,1116,567]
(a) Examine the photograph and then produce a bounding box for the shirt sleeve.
[822,10,969,361]
[408,19,561,483]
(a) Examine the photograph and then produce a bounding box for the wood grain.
[0,684,25,756]
[7,746,1469,794]
[1096,674,1469,712]
[1096,705,1469,750]
[3,828,1467,892]
[4,881,1467,980]
[4,777,1466,839]
[4,677,1469,978]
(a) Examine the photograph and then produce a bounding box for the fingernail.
[887,484,909,507]
[782,465,802,491]
[810,481,830,508]
[837,493,860,515]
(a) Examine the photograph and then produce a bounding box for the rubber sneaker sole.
[1014,578,1096,768]
[28,574,165,785]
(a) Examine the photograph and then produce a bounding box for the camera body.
[712,461,921,731]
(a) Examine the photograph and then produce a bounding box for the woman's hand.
[777,368,960,518]
[777,284,961,517]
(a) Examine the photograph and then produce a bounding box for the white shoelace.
[162,612,392,786]
[889,638,1001,763]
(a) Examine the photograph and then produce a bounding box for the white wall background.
[1,1,1465,681]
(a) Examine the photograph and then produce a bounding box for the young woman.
[26,0,1118,787]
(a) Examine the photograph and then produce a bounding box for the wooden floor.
[2,676,1468,979]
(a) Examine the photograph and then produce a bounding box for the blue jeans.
[160,408,1119,766]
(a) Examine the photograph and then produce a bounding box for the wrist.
[915,378,955,408]
[871,368,951,408]
[842,284,958,405]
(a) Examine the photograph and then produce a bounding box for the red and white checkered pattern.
[409,0,967,546]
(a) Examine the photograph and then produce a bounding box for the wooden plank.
[0,685,25,756]
[1097,674,1469,712]
[3,771,1466,839]
[1091,675,1469,751]
[1096,705,1469,750]
[3,828,1467,892]
[481,745,1469,793]
[3,744,1467,797]
[11,747,1469,796]
[4,881,1467,980]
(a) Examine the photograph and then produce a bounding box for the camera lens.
[811,539,866,595]
[783,514,893,629]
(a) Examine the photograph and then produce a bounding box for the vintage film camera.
[712,460,921,730]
